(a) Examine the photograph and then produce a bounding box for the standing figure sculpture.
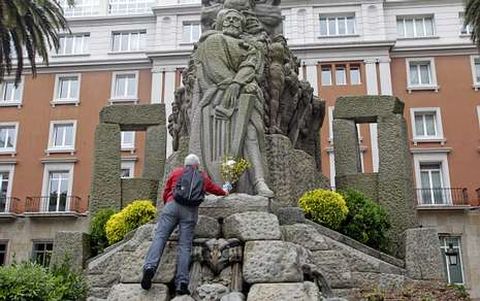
[190,8,274,197]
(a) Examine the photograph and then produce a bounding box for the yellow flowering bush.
[299,189,348,230]
[105,200,156,245]
[220,156,251,184]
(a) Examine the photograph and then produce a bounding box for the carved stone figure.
[267,40,286,134]
[190,8,273,197]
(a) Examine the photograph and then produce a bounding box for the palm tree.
[466,0,480,48]
[0,0,74,85]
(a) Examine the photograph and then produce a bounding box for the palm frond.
[466,0,480,48]
[0,0,70,85]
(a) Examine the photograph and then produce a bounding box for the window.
[60,0,100,17]
[471,56,480,87]
[47,171,70,212]
[111,72,138,101]
[406,58,438,89]
[411,108,444,141]
[48,121,76,151]
[32,241,53,267]
[419,163,446,205]
[121,161,135,178]
[459,12,473,35]
[0,242,7,265]
[111,31,146,52]
[108,0,155,15]
[0,171,10,212]
[440,236,465,285]
[397,16,435,38]
[321,66,332,86]
[182,22,201,43]
[121,131,135,150]
[57,34,89,56]
[335,65,347,85]
[350,65,361,85]
[0,123,17,153]
[0,79,22,105]
[54,75,80,104]
[319,15,355,36]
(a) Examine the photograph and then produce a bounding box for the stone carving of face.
[222,11,243,37]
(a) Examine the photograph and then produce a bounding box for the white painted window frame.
[182,21,201,44]
[111,30,146,53]
[319,14,356,37]
[406,58,439,92]
[0,164,15,212]
[410,107,445,144]
[350,65,362,85]
[56,33,89,56]
[459,12,473,36]
[40,162,75,212]
[52,73,81,106]
[335,65,347,86]
[0,122,19,155]
[413,152,452,205]
[110,71,139,104]
[46,120,77,154]
[328,106,334,144]
[440,236,466,285]
[121,131,136,152]
[0,240,9,265]
[120,160,135,179]
[397,15,436,39]
[321,66,332,86]
[470,55,480,90]
[0,77,24,108]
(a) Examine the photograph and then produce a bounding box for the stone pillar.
[333,119,361,177]
[51,232,90,272]
[404,228,445,280]
[143,124,167,180]
[90,123,122,214]
[378,114,417,255]
[379,58,393,96]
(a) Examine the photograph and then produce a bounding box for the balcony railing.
[415,188,469,207]
[25,196,83,214]
[0,197,21,214]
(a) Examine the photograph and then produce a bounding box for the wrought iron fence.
[415,188,469,206]
[25,196,82,213]
[0,197,21,214]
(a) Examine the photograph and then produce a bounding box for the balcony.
[24,196,85,218]
[0,197,22,220]
[415,188,472,210]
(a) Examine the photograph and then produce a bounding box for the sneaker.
[176,283,190,296]
[141,268,155,290]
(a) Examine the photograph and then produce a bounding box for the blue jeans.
[144,201,198,289]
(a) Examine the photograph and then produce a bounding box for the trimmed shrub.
[105,200,156,245]
[339,189,391,252]
[299,189,348,230]
[90,208,116,256]
[0,260,87,301]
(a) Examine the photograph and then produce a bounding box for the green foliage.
[105,200,156,245]
[339,189,391,252]
[90,208,116,256]
[220,156,251,184]
[299,189,348,230]
[465,0,480,48]
[0,260,87,301]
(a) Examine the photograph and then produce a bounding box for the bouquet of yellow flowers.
[220,156,251,192]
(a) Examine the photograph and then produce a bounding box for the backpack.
[173,166,205,206]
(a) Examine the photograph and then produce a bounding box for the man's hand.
[223,83,241,109]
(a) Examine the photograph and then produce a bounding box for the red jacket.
[163,167,227,203]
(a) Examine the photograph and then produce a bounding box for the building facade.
[0,0,479,298]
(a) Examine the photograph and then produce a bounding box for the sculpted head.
[216,9,245,38]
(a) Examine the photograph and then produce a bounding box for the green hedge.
[90,208,116,256]
[299,189,349,230]
[0,260,87,301]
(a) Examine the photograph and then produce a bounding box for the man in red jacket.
[141,154,227,295]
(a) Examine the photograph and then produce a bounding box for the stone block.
[100,104,165,131]
[335,174,378,202]
[171,215,221,239]
[311,250,353,289]
[198,194,269,220]
[51,231,90,271]
[196,283,230,300]
[90,123,122,214]
[281,224,329,251]
[333,119,361,177]
[106,283,169,301]
[276,207,306,225]
[143,124,167,180]
[121,179,159,207]
[220,292,245,301]
[404,228,445,280]
[243,241,304,283]
[171,296,195,301]
[224,212,281,241]
[334,96,404,123]
[247,282,321,301]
